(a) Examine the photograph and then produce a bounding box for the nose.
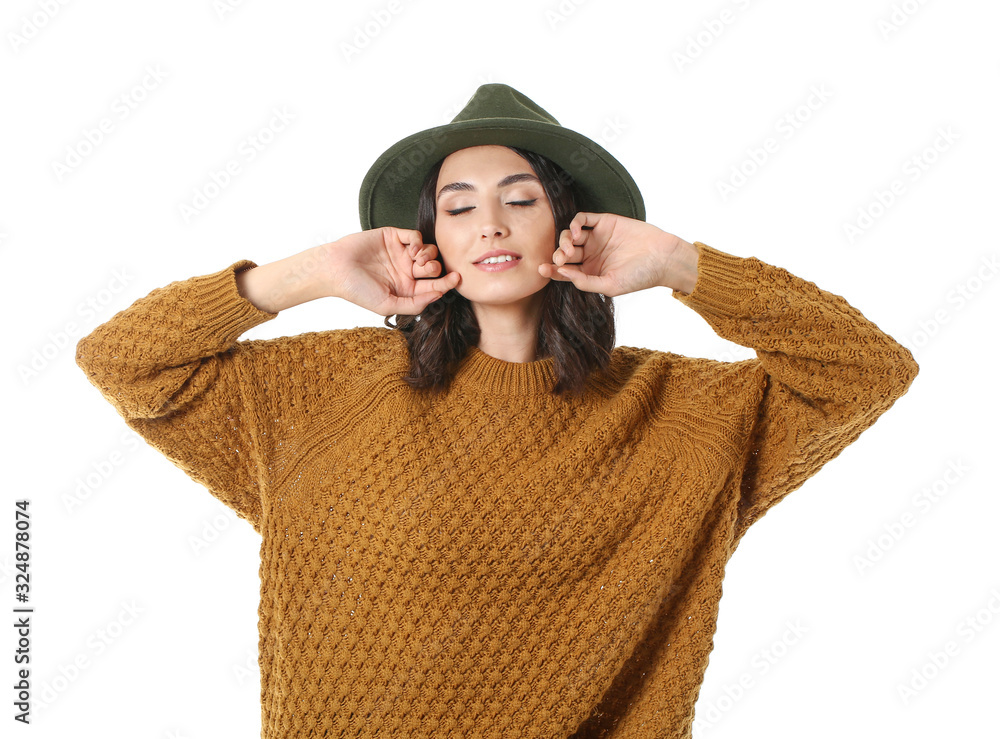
[477,199,509,239]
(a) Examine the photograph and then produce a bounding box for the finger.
[415,242,439,265]
[412,257,443,278]
[557,228,586,262]
[401,229,424,257]
[422,269,461,295]
[568,212,600,241]
[539,262,574,281]
[556,266,604,293]
[393,291,444,315]
[553,242,584,266]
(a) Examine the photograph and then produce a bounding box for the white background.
[3,0,998,737]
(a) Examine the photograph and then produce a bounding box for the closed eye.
[446,199,538,216]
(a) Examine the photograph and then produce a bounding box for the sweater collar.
[453,345,558,395]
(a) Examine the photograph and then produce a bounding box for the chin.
[467,283,548,304]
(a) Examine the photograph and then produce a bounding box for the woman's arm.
[670,241,919,546]
[234,244,331,313]
[75,230,456,531]
[658,236,700,295]
[75,259,285,532]
[544,213,916,545]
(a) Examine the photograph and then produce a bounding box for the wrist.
[659,236,699,294]
[235,245,329,313]
[291,244,334,302]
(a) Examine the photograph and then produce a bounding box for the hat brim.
[358,118,645,232]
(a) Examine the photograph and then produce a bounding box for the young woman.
[76,83,918,738]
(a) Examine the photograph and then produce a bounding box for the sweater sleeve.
[74,260,280,533]
[672,241,919,544]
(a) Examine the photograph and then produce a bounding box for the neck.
[471,292,544,363]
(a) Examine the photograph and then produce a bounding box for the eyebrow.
[436,172,542,202]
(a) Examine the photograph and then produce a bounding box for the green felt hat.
[358,83,645,232]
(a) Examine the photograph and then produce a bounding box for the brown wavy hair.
[383,146,615,399]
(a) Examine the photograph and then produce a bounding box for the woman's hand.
[538,213,699,296]
[321,227,461,316]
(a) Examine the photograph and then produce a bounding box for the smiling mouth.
[473,256,523,271]
[474,256,522,264]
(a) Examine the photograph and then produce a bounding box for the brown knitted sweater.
[75,241,918,738]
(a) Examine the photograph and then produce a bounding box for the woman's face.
[433,145,556,307]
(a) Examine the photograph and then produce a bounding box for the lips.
[473,249,522,264]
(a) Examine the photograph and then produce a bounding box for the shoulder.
[232,325,406,377]
[605,344,763,398]
[604,348,766,452]
[608,344,755,378]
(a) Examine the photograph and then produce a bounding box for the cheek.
[536,222,558,254]
[433,234,457,268]
[434,216,457,243]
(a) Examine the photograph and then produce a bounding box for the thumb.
[394,289,445,315]
[556,266,603,294]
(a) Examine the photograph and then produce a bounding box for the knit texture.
[75,241,918,738]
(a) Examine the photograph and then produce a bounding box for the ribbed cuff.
[671,242,757,320]
[188,259,279,347]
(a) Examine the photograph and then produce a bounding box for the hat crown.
[453,83,560,127]
[358,83,645,231]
